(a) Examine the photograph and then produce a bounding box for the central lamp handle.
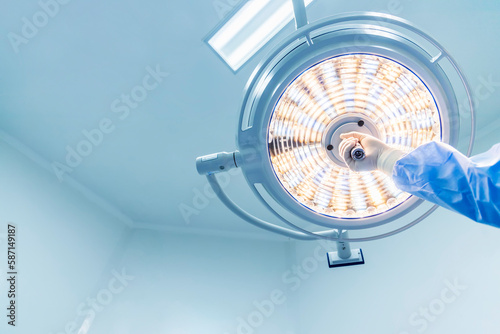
[351,143,366,161]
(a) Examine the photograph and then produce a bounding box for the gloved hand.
[339,132,405,175]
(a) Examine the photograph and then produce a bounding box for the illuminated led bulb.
[397,193,411,202]
[432,123,440,135]
[387,198,398,207]
[377,203,389,212]
[269,54,440,220]
[366,206,377,215]
[324,207,334,215]
[345,209,356,217]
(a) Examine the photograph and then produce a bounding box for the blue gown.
[392,141,500,227]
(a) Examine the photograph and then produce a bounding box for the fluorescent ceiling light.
[207,0,314,72]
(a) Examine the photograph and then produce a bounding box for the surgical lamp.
[196,7,475,268]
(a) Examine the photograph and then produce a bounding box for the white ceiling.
[1,0,499,236]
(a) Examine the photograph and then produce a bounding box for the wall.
[87,229,294,334]
[0,140,129,334]
[0,138,296,334]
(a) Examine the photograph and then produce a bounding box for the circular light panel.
[268,53,441,219]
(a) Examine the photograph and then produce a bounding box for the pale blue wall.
[0,140,129,333]
[90,230,294,334]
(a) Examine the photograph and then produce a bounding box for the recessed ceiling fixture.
[206,0,315,72]
[197,5,475,267]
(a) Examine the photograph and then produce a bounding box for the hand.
[339,132,404,175]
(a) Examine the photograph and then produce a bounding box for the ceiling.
[1,0,499,237]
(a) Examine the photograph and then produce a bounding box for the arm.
[392,141,500,227]
[340,132,500,227]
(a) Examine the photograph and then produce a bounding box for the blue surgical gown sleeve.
[392,141,500,227]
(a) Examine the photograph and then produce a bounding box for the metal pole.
[291,0,312,45]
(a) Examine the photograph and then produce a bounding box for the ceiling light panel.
[207,0,315,72]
